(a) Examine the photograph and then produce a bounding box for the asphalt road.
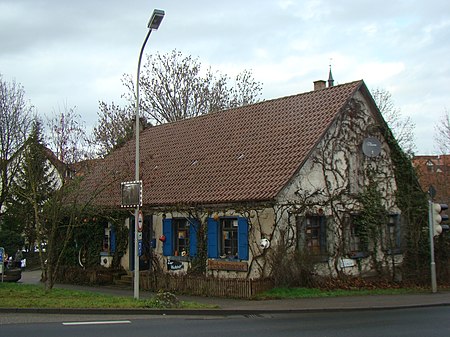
[1,307,449,337]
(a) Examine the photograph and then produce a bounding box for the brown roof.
[81,80,364,208]
[412,155,450,204]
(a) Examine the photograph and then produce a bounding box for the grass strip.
[0,283,214,309]
[257,286,425,299]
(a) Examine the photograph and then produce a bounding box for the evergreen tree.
[5,120,59,252]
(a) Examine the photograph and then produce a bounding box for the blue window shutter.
[207,218,219,258]
[110,225,116,253]
[237,217,249,260]
[162,218,173,256]
[189,219,199,257]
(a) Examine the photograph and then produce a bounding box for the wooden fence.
[140,272,273,299]
[55,267,274,299]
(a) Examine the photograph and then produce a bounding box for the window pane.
[303,216,326,255]
[348,215,368,254]
[220,218,238,257]
[386,214,401,254]
[174,218,189,256]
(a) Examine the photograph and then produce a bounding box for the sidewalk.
[10,269,450,315]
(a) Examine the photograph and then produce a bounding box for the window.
[386,214,402,254]
[174,218,189,256]
[220,218,238,257]
[346,215,369,258]
[349,217,362,252]
[298,215,327,255]
[426,160,434,173]
[162,218,198,257]
[207,217,249,260]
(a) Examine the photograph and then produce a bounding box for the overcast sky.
[1,0,449,154]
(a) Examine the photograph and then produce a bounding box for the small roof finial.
[328,61,334,87]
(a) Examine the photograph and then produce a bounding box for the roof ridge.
[143,80,365,133]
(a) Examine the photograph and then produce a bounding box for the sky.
[1,0,449,154]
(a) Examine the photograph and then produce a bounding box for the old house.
[79,79,405,283]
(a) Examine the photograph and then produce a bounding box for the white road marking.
[63,320,132,326]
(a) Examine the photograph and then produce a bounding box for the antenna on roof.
[328,60,334,87]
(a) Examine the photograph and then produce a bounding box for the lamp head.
[148,9,165,30]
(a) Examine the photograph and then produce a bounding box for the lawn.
[0,283,213,309]
[257,286,425,299]
[0,283,431,309]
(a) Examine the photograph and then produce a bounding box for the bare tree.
[0,74,33,217]
[90,101,135,157]
[47,103,90,164]
[41,179,92,290]
[91,50,263,157]
[229,69,263,108]
[434,109,450,154]
[126,49,263,124]
[372,88,416,155]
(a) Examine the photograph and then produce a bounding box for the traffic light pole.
[428,200,437,293]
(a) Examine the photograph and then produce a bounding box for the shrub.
[267,246,315,288]
[146,290,181,308]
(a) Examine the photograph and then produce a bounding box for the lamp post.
[134,8,164,300]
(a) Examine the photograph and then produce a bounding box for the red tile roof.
[81,80,364,208]
[412,155,450,204]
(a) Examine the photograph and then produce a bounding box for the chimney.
[313,80,326,91]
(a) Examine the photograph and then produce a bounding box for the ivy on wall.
[381,123,430,281]
[356,176,388,274]
[55,212,129,270]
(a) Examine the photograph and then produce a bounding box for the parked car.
[1,261,22,282]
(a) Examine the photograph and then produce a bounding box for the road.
[1,307,449,337]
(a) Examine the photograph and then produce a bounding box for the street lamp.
[134,8,164,300]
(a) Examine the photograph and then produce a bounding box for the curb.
[1,302,449,316]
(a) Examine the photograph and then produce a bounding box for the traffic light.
[432,203,449,236]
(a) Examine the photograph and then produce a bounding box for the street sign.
[138,240,143,257]
[138,211,143,232]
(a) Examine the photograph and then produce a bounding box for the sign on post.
[138,210,143,232]
[137,211,144,256]
[138,240,143,257]
[120,181,142,208]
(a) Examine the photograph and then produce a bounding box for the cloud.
[1,0,449,154]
